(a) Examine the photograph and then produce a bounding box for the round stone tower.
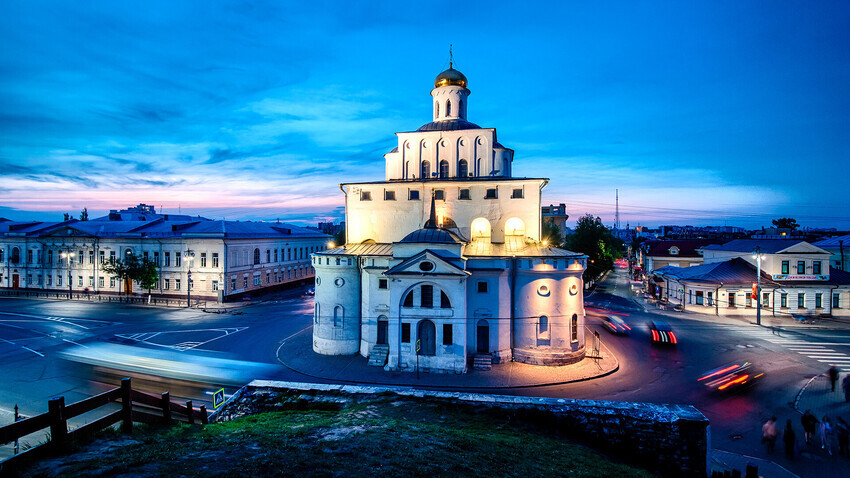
[312,252,361,355]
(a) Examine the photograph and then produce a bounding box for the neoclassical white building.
[311,65,588,374]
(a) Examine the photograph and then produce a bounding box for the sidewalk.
[276,327,619,389]
[629,288,850,331]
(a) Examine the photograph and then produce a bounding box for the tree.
[102,255,160,303]
[332,229,345,247]
[79,208,89,221]
[541,218,563,247]
[63,212,70,221]
[772,218,799,230]
[563,213,623,282]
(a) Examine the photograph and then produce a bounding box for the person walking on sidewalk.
[829,366,840,392]
[820,416,834,455]
[844,375,850,403]
[802,410,819,445]
[837,417,850,457]
[784,420,797,459]
[762,416,778,453]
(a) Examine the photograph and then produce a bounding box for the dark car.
[649,320,677,345]
[698,361,764,392]
[602,315,631,335]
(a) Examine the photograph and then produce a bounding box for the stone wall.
[211,380,710,478]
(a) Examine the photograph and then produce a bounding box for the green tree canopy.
[541,218,563,247]
[563,213,623,281]
[102,254,159,293]
[772,218,799,230]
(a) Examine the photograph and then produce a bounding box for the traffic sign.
[415,339,421,352]
[213,388,225,408]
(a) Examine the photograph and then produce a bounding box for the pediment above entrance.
[385,249,469,277]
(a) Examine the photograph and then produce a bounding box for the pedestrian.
[802,410,819,445]
[762,416,778,453]
[820,416,833,455]
[829,366,840,392]
[784,419,796,459]
[844,375,850,403]
[837,417,850,457]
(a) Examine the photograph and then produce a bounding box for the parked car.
[306,288,315,296]
[602,315,631,335]
[698,361,764,392]
[649,320,677,345]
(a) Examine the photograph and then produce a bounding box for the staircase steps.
[473,354,492,371]
[368,344,389,367]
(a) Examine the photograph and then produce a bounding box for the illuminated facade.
[311,66,588,373]
[0,205,328,302]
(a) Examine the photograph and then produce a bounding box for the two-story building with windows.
[310,65,588,374]
[0,205,329,302]
[652,239,850,318]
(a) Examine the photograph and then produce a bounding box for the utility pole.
[753,247,763,326]
[184,248,194,308]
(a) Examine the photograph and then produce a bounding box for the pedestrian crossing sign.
[213,388,225,408]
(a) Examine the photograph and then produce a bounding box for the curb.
[275,329,620,391]
[793,374,820,412]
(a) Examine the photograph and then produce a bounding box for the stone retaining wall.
[211,380,710,478]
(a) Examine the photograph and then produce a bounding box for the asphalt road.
[2,273,849,476]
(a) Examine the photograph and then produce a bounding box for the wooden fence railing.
[0,378,208,474]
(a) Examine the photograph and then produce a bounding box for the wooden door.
[476,320,489,354]
[12,274,19,289]
[377,320,388,345]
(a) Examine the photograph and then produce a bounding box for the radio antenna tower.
[615,189,620,232]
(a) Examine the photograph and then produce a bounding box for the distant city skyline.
[1,1,848,229]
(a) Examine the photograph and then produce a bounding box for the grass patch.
[23,399,653,477]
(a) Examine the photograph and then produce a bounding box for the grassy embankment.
[24,397,653,477]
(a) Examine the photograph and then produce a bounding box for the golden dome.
[434,66,468,88]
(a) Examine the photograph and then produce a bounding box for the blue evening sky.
[1,1,848,229]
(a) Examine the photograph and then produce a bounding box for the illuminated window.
[781,261,789,274]
[505,217,526,236]
[813,261,821,275]
[571,314,578,342]
[471,217,491,239]
[797,261,805,274]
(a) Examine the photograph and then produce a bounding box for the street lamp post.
[60,250,75,300]
[753,247,763,326]
[184,248,194,308]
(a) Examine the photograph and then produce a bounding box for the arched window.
[11,247,20,264]
[539,315,549,338]
[253,248,261,265]
[124,248,133,260]
[421,161,431,179]
[446,100,452,116]
[476,158,482,176]
[403,290,414,307]
[459,99,463,118]
[458,159,468,178]
[418,320,436,356]
[435,101,439,118]
[505,217,526,236]
[334,306,343,327]
[440,291,451,309]
[439,160,449,178]
[471,217,491,240]
[404,160,410,179]
[571,314,578,342]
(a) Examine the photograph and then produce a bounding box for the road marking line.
[817,359,850,363]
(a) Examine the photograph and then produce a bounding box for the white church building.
[310,64,588,374]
